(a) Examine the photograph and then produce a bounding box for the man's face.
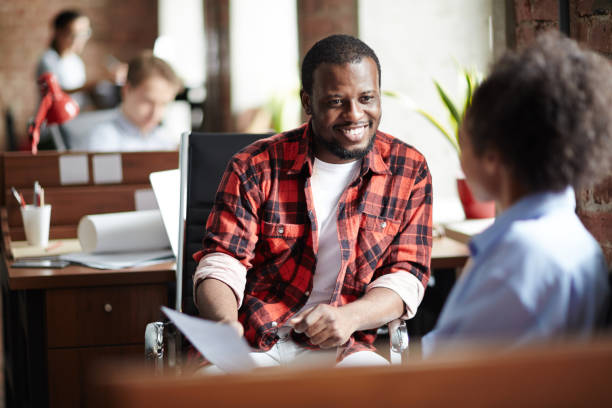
[121,75,178,133]
[301,58,381,163]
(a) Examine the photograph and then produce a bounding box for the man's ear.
[300,90,312,115]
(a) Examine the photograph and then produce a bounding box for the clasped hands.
[220,304,356,349]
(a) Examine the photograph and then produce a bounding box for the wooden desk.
[431,236,469,270]
[92,338,612,408]
[0,151,178,408]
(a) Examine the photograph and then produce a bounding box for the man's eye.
[360,95,374,103]
[328,99,342,106]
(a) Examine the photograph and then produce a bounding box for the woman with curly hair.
[422,31,612,356]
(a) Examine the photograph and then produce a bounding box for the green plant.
[422,68,481,154]
[385,67,481,154]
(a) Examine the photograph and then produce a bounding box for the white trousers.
[200,335,388,375]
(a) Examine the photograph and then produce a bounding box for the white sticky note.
[59,154,89,185]
[135,188,158,211]
[92,154,123,184]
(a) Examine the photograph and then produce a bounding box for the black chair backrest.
[179,132,272,315]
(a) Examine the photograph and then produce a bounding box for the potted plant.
[413,67,495,219]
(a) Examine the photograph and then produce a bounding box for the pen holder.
[20,204,52,247]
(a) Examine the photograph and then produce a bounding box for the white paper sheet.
[59,154,89,185]
[77,209,170,253]
[149,169,180,257]
[61,248,173,269]
[92,154,123,184]
[161,307,256,373]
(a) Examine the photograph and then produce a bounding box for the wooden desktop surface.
[4,236,467,291]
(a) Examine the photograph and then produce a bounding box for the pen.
[34,181,43,207]
[11,186,26,208]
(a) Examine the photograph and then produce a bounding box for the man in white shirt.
[80,52,182,152]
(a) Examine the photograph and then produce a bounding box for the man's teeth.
[342,126,366,135]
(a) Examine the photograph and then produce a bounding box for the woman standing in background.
[36,10,92,108]
[36,9,127,110]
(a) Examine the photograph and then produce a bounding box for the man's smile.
[334,123,371,142]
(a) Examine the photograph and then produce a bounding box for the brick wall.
[512,0,612,266]
[0,0,157,150]
[297,0,358,62]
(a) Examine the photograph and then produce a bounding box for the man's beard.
[316,130,376,160]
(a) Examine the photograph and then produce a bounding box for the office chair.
[145,131,409,372]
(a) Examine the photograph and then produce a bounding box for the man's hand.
[288,304,356,348]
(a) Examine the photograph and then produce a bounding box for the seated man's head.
[121,52,182,133]
[51,9,91,56]
[461,31,612,207]
[301,34,382,163]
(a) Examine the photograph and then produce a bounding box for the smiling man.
[193,34,432,369]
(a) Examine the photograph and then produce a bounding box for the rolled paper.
[77,209,170,253]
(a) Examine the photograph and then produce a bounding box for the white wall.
[230,0,301,128]
[359,0,503,222]
[157,0,206,88]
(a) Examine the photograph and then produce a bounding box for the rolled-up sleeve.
[193,252,248,308]
[367,270,425,319]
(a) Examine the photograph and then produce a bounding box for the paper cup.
[20,204,51,247]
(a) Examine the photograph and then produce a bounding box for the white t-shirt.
[297,158,362,314]
[37,48,86,90]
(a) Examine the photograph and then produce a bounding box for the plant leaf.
[416,109,460,153]
[434,81,461,126]
[463,69,473,116]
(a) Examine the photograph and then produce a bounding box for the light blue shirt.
[422,187,609,357]
[80,108,178,152]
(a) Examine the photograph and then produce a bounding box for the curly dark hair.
[301,34,381,95]
[465,31,612,192]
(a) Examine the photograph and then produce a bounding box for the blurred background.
[0,0,610,231]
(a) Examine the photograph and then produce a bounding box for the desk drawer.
[46,284,167,348]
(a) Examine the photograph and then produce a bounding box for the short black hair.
[52,9,84,30]
[465,31,612,192]
[301,34,381,95]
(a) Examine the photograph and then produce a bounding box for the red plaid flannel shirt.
[194,123,432,358]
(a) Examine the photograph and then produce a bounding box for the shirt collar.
[469,186,576,257]
[288,121,391,177]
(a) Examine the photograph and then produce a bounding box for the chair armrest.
[145,322,165,360]
[388,319,409,364]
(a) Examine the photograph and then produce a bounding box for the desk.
[1,256,174,408]
[92,338,612,408]
[431,236,469,270]
[0,151,178,408]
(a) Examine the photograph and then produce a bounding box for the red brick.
[578,211,612,244]
[575,0,596,16]
[515,0,534,22]
[592,176,612,204]
[532,0,559,20]
[602,243,612,267]
[589,17,612,53]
